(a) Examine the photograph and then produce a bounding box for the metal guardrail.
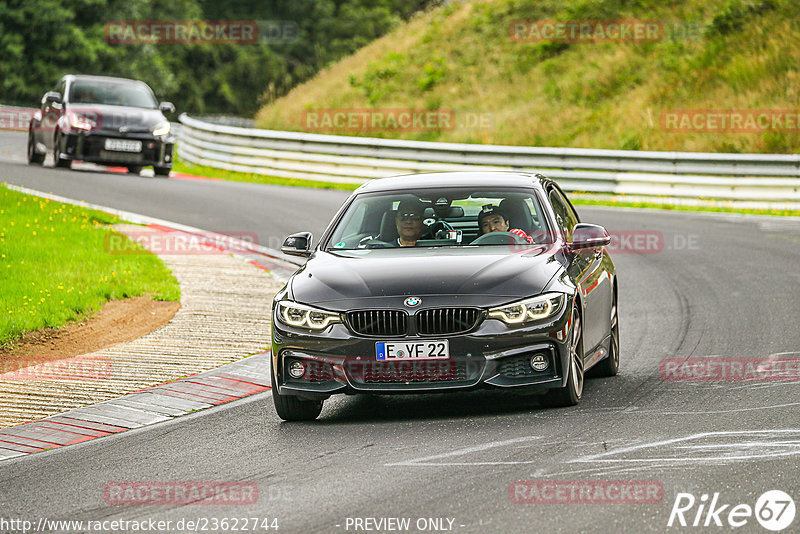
[177,113,800,205]
[194,115,255,128]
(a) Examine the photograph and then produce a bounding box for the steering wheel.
[470,231,529,245]
[357,235,394,249]
[424,220,455,239]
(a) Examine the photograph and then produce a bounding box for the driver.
[478,204,534,243]
[394,198,426,247]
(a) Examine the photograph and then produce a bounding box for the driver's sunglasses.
[397,212,422,222]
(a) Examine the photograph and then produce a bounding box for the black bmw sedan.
[272,172,619,420]
[27,75,175,175]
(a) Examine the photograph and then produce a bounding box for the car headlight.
[67,111,96,131]
[488,293,565,325]
[276,301,340,330]
[152,121,170,136]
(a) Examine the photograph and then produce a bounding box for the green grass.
[237,0,800,216]
[255,0,800,154]
[0,185,181,347]
[172,156,360,191]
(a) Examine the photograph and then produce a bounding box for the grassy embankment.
[0,186,180,347]
[176,0,800,216]
[255,0,800,153]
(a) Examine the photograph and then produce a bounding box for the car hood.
[68,104,166,133]
[289,246,563,310]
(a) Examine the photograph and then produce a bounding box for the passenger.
[477,204,534,243]
[394,198,426,247]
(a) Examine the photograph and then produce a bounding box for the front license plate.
[376,340,449,361]
[104,139,142,152]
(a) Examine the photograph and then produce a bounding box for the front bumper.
[59,130,174,167]
[271,303,573,398]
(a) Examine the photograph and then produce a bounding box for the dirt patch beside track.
[0,296,180,369]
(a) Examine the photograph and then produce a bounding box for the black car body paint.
[270,172,618,419]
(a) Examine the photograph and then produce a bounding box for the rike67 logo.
[668,490,795,531]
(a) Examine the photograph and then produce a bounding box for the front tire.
[153,166,171,177]
[543,310,584,407]
[28,129,44,165]
[127,166,143,175]
[271,369,323,421]
[53,132,71,169]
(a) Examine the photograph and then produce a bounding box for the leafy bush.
[0,0,436,115]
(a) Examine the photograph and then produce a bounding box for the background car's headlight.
[152,121,170,136]
[276,301,340,329]
[488,293,565,324]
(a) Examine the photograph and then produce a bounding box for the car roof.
[63,74,149,86]
[355,171,551,193]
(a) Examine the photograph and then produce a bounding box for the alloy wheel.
[570,314,584,398]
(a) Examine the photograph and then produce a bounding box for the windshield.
[326,187,553,250]
[68,80,158,109]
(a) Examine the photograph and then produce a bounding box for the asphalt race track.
[0,131,350,250]
[2,131,800,533]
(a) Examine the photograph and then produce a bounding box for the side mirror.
[159,101,175,114]
[281,232,313,257]
[570,223,611,250]
[43,92,62,105]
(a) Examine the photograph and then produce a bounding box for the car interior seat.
[498,198,535,234]
[378,209,398,242]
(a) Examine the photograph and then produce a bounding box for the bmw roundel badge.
[404,297,422,307]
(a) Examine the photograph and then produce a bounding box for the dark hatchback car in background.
[272,172,619,421]
[27,74,175,175]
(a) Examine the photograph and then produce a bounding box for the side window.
[548,188,578,240]
[524,197,542,230]
[557,186,581,225]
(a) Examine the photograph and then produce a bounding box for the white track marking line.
[385,435,542,467]
[570,429,800,465]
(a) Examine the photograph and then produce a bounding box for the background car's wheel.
[53,132,71,169]
[27,130,44,165]
[153,166,171,177]
[543,310,584,407]
[589,294,619,378]
[127,166,143,174]
[271,371,323,421]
